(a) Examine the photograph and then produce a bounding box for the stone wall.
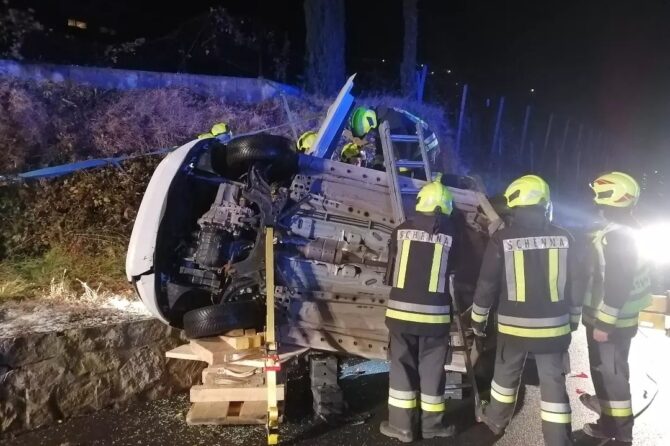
[0,59,300,103]
[0,319,204,433]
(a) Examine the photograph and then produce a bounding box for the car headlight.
[634,222,670,265]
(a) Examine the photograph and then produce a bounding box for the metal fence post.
[455,84,469,157]
[520,105,531,158]
[489,96,505,166]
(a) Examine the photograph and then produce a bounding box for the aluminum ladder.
[379,120,434,224]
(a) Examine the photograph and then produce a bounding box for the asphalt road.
[3,326,668,446]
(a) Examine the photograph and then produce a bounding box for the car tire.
[182,300,265,339]
[211,134,298,183]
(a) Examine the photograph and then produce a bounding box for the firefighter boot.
[475,403,505,436]
[583,423,632,443]
[380,421,415,443]
[422,424,456,439]
[421,408,455,439]
[579,393,601,415]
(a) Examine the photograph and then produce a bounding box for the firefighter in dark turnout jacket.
[380,180,457,443]
[580,172,651,443]
[471,175,578,446]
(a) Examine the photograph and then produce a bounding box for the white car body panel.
[126,140,197,279]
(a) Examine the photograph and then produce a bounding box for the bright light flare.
[635,222,670,265]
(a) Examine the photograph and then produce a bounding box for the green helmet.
[350,106,378,137]
[211,122,230,136]
[416,180,454,215]
[504,175,550,208]
[197,132,214,139]
[296,131,318,154]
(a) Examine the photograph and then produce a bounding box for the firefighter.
[380,179,457,442]
[350,106,378,138]
[398,166,413,178]
[211,122,233,142]
[352,105,439,179]
[471,175,578,446]
[296,131,318,155]
[340,142,365,166]
[579,172,651,443]
[197,122,232,141]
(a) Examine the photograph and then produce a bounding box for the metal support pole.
[530,141,536,171]
[574,123,584,183]
[489,97,505,165]
[602,135,611,170]
[542,114,555,162]
[280,93,298,141]
[416,65,428,103]
[519,105,531,158]
[557,118,571,180]
[416,123,432,181]
[595,131,603,174]
[455,84,469,156]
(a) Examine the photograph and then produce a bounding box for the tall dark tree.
[303,0,345,95]
[401,0,418,97]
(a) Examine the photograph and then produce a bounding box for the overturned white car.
[126,79,501,372]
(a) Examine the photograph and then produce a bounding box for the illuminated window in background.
[67,19,88,30]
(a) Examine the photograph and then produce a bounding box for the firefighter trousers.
[387,330,450,435]
[484,341,573,446]
[586,327,634,439]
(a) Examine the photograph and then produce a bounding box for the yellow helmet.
[197,132,214,139]
[350,106,378,137]
[590,171,640,208]
[341,142,362,162]
[504,175,550,208]
[296,131,318,154]
[416,180,454,215]
[211,122,230,136]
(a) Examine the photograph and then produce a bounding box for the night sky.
[10,0,670,158]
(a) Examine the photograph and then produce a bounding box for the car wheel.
[211,134,298,183]
[182,300,265,339]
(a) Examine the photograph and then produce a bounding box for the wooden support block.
[646,295,668,315]
[189,338,260,365]
[187,401,268,426]
[219,332,265,350]
[639,311,669,330]
[224,329,246,337]
[165,343,202,362]
[190,384,285,403]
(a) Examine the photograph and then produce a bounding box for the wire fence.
[448,83,632,201]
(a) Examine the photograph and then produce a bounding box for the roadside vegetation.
[0,78,453,301]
